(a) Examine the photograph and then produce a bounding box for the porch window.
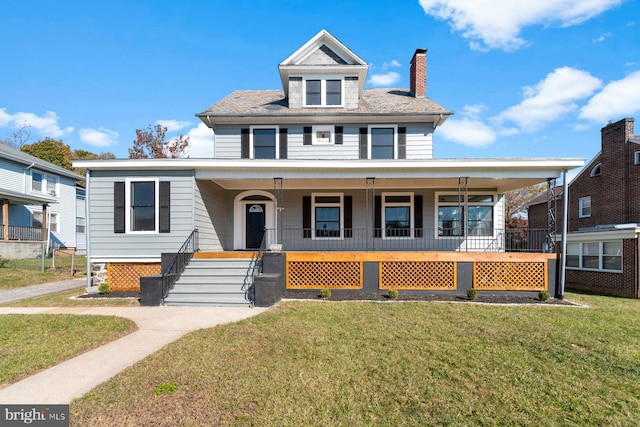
[579,197,591,218]
[312,193,343,238]
[436,193,494,237]
[382,193,413,238]
[32,212,58,232]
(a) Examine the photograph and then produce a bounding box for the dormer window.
[304,78,343,107]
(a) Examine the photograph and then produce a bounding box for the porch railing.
[0,225,44,241]
[263,227,550,253]
[161,229,199,301]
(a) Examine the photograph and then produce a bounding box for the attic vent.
[289,77,302,81]
[345,76,358,81]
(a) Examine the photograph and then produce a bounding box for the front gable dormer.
[278,29,369,109]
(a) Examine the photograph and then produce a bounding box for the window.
[567,241,622,272]
[312,193,343,238]
[579,196,591,218]
[303,78,343,107]
[436,193,495,237]
[590,163,602,177]
[369,126,396,159]
[382,193,413,238]
[76,217,86,233]
[635,151,640,165]
[313,126,333,144]
[31,171,58,196]
[252,128,277,159]
[115,179,169,234]
[32,212,58,232]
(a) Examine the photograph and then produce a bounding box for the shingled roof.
[197,88,452,125]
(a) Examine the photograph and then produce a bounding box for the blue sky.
[1,0,639,176]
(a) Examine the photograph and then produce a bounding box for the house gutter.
[85,169,92,290]
[558,169,569,299]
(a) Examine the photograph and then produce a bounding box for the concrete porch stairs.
[163,256,257,307]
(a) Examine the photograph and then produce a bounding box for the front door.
[245,204,266,249]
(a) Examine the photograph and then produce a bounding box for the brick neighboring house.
[528,118,640,298]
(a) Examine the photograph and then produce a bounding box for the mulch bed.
[283,290,576,305]
[76,291,140,299]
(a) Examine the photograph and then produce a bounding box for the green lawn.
[1,288,139,307]
[70,292,640,426]
[0,255,86,290]
[0,314,137,387]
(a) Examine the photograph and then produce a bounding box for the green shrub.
[467,288,477,300]
[0,257,9,268]
[388,289,399,299]
[320,289,331,299]
[98,283,110,294]
[539,290,550,301]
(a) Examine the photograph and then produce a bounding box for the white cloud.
[183,122,214,158]
[78,127,119,147]
[592,32,612,43]
[382,60,402,69]
[497,67,602,131]
[368,72,401,87]
[0,108,73,137]
[418,0,622,51]
[579,71,640,122]
[438,117,496,147]
[156,119,192,132]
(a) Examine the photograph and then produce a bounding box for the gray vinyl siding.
[0,158,26,192]
[194,180,227,251]
[42,175,78,248]
[88,170,195,260]
[213,124,433,160]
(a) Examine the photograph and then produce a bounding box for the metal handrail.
[161,229,199,301]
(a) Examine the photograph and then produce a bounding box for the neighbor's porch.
[0,194,52,259]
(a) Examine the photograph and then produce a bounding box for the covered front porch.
[0,190,54,259]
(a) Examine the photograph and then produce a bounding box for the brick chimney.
[409,48,427,97]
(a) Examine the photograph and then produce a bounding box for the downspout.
[23,162,35,193]
[558,169,569,300]
[433,113,444,129]
[85,169,92,290]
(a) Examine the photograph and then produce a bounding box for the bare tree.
[1,123,33,148]
[128,123,190,159]
[503,183,547,222]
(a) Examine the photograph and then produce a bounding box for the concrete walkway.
[0,278,86,304]
[0,305,268,404]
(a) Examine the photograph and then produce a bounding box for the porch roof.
[0,188,58,205]
[74,157,585,193]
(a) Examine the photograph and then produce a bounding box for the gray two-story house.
[75,30,582,305]
[1,143,85,258]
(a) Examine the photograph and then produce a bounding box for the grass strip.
[0,256,86,290]
[1,289,139,307]
[71,292,640,426]
[0,314,137,387]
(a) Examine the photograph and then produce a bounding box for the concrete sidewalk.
[0,278,86,304]
[0,305,268,404]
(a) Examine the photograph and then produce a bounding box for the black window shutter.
[279,128,288,159]
[114,182,125,233]
[335,126,343,145]
[398,127,407,159]
[374,195,381,238]
[303,196,311,238]
[359,127,368,159]
[414,195,423,238]
[159,181,171,233]
[303,127,312,145]
[344,195,352,238]
[241,128,250,159]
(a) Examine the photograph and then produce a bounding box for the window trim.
[579,196,591,218]
[31,211,59,233]
[566,240,622,273]
[368,125,398,159]
[311,192,344,240]
[302,76,344,108]
[590,163,602,177]
[381,192,414,239]
[249,125,280,159]
[31,170,59,196]
[125,178,159,234]
[312,125,334,145]
[434,192,496,239]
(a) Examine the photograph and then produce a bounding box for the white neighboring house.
[0,142,85,258]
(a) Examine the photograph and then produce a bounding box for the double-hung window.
[436,193,494,237]
[304,78,343,107]
[382,193,413,238]
[252,127,278,159]
[369,127,396,159]
[114,179,170,234]
[312,193,343,239]
[128,180,157,232]
[31,171,58,196]
[566,241,622,272]
[579,196,591,218]
[32,211,58,232]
